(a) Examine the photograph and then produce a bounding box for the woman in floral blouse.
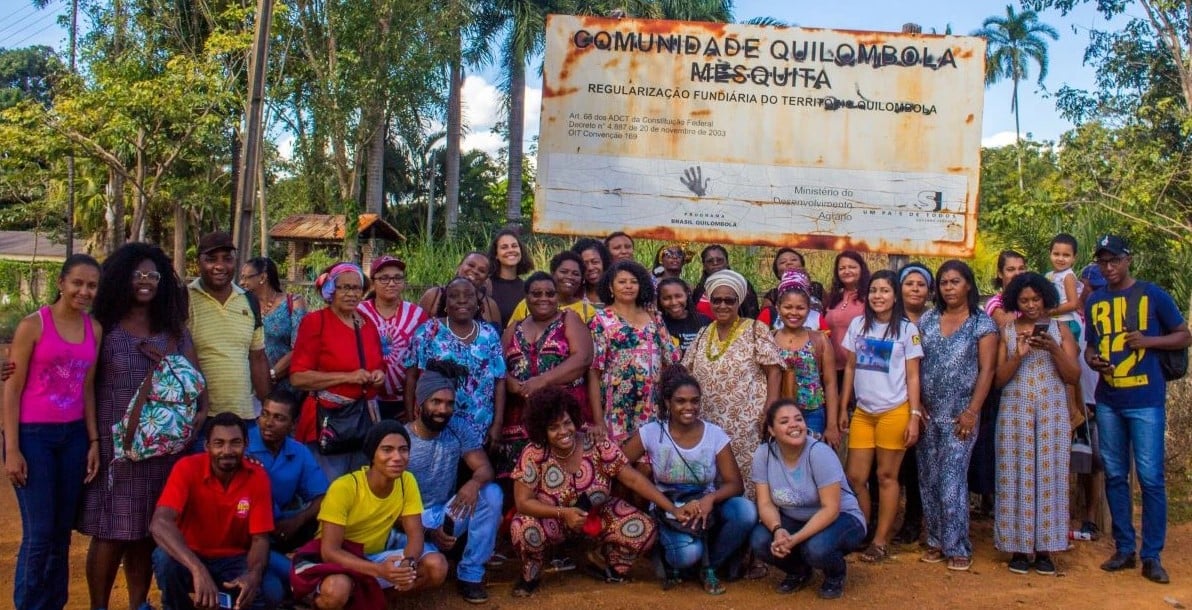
[587,261,679,444]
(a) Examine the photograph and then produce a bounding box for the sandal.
[511,576,540,597]
[860,543,889,563]
[948,556,973,571]
[700,567,726,595]
[920,547,945,564]
[585,548,629,583]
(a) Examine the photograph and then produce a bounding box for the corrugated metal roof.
[268,213,404,242]
[0,231,67,261]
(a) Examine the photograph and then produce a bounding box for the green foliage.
[0,46,65,110]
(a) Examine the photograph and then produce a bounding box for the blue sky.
[0,0,1127,152]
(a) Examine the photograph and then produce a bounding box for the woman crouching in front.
[750,399,867,599]
[622,365,757,595]
[509,386,684,596]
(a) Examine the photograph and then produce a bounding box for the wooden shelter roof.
[268,213,404,243]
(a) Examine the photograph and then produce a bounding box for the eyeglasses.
[335,284,364,294]
[663,249,683,258]
[710,296,739,306]
[373,275,406,285]
[240,272,260,283]
[529,289,557,298]
[133,271,162,283]
[1095,256,1127,267]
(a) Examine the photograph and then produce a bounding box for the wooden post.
[232,0,275,259]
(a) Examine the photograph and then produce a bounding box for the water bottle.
[1069,530,1092,541]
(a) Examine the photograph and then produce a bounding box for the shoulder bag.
[316,313,380,455]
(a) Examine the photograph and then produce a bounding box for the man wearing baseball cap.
[1083,234,1191,584]
[188,231,270,422]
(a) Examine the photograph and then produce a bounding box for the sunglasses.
[529,289,557,298]
[710,296,739,306]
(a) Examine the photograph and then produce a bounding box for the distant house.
[0,231,68,303]
[269,213,404,281]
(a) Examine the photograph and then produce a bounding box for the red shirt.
[290,308,386,442]
[156,453,274,558]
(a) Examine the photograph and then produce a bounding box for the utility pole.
[65,0,78,256]
[233,0,274,259]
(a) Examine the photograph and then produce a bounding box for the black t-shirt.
[664,313,711,355]
[490,276,525,328]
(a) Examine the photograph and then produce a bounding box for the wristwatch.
[269,368,276,382]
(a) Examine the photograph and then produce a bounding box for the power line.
[4,15,63,49]
[0,2,57,41]
[0,2,41,31]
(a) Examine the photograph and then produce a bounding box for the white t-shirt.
[843,316,923,414]
[1047,268,1078,322]
[638,420,730,494]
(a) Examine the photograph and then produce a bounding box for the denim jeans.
[262,551,289,605]
[304,441,367,483]
[749,512,866,579]
[11,421,88,610]
[390,482,503,583]
[152,549,266,610]
[1096,403,1167,560]
[658,496,757,570]
[803,408,826,437]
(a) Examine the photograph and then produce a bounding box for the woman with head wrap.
[290,262,387,480]
[692,245,761,320]
[900,263,934,326]
[681,270,782,501]
[771,269,839,441]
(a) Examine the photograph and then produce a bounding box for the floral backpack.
[112,338,205,463]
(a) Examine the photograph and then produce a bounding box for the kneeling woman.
[622,365,756,595]
[750,400,867,600]
[510,387,683,596]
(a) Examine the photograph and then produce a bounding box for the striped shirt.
[358,300,428,401]
[187,279,265,419]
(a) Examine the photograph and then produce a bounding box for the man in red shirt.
[151,413,273,610]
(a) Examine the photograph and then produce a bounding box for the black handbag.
[316,315,379,455]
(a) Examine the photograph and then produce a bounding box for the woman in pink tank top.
[3,254,102,610]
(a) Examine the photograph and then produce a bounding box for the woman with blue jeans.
[622,365,756,595]
[3,255,103,610]
[750,400,866,600]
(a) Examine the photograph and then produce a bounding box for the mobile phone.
[1032,322,1050,337]
[217,592,233,609]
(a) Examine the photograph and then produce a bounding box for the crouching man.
[150,413,272,610]
[292,421,448,609]
[404,360,503,603]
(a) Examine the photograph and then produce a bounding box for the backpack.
[112,339,206,464]
[1126,282,1188,382]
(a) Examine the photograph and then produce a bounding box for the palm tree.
[974,5,1058,192]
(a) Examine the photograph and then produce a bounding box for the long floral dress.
[497,311,589,478]
[683,319,781,498]
[994,320,1070,554]
[589,308,680,443]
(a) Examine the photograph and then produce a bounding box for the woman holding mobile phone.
[992,272,1081,576]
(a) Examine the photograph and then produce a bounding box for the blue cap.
[1081,263,1107,291]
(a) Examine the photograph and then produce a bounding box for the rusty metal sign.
[533,15,987,257]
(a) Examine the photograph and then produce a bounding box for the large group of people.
[2,228,1188,609]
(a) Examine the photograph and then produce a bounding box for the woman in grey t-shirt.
[749,400,866,599]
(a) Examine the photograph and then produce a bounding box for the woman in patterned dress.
[358,255,427,419]
[917,261,998,571]
[587,261,679,444]
[682,269,781,499]
[405,276,507,445]
[500,272,593,478]
[993,272,1081,576]
[240,256,306,393]
[78,243,205,610]
[510,387,679,595]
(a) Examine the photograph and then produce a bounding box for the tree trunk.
[505,46,526,225]
[173,202,186,277]
[1013,77,1024,193]
[106,167,125,253]
[445,48,462,237]
[364,120,385,215]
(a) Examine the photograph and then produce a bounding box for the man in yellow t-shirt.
[310,422,447,607]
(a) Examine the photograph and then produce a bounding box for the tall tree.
[974,5,1058,192]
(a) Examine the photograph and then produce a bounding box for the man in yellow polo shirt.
[188,231,270,421]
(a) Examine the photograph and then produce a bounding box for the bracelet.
[770,524,784,535]
[910,410,923,418]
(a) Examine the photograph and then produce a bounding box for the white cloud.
[461,74,541,159]
[981,131,1019,148]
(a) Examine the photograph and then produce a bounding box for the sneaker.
[1079,521,1100,541]
[776,570,812,594]
[458,580,488,604]
[1034,555,1056,575]
[818,574,845,600]
[1100,551,1137,572]
[1142,558,1171,584]
[700,567,726,595]
[1008,553,1030,574]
